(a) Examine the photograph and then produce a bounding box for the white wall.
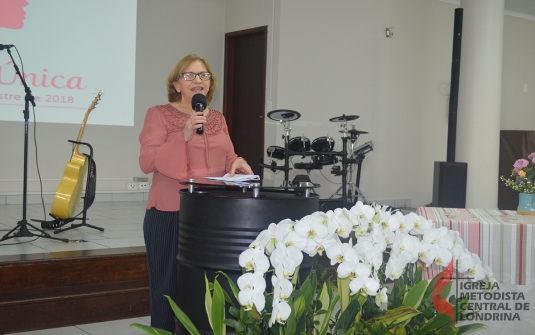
[271,0,456,207]
[501,15,535,130]
[1,0,534,209]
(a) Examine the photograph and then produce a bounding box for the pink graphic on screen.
[0,0,29,29]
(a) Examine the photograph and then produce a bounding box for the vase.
[517,192,535,215]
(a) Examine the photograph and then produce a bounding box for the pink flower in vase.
[514,159,529,170]
[528,152,535,164]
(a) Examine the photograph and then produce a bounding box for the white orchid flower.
[423,227,454,250]
[302,233,339,257]
[375,287,388,307]
[363,243,385,270]
[272,275,293,301]
[282,229,309,251]
[238,286,266,312]
[271,242,303,267]
[276,218,296,235]
[399,212,416,234]
[270,242,302,279]
[383,229,396,246]
[350,201,375,228]
[248,235,266,250]
[448,230,465,259]
[391,231,420,263]
[359,226,387,250]
[331,208,354,238]
[294,215,329,240]
[456,250,476,273]
[418,241,438,267]
[434,247,453,267]
[326,241,359,265]
[411,215,433,235]
[342,207,360,227]
[237,272,266,292]
[269,299,291,326]
[486,277,498,291]
[380,210,402,233]
[302,211,332,229]
[349,276,380,296]
[239,247,270,274]
[252,223,283,254]
[353,239,373,260]
[337,259,371,279]
[385,253,407,280]
[467,261,485,282]
[272,257,297,280]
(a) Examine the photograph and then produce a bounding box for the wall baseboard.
[0,191,149,206]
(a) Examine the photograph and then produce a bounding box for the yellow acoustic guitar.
[50,92,102,219]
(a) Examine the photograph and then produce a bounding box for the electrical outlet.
[138,182,149,190]
[126,182,138,191]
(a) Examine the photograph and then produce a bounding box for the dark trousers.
[143,208,180,332]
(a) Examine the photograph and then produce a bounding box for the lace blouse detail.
[157,104,225,136]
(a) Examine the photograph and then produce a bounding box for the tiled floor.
[0,201,151,335]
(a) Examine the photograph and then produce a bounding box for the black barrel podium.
[175,180,319,335]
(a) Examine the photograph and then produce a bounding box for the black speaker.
[432,162,467,208]
[446,8,463,162]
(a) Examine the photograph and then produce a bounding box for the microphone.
[0,44,14,50]
[191,93,206,135]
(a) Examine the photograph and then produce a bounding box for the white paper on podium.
[205,173,260,183]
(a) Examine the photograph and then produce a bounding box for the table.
[416,207,535,285]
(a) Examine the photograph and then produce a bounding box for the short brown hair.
[166,54,218,104]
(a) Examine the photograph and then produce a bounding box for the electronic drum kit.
[262,110,375,206]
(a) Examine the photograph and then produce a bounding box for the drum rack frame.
[262,111,368,208]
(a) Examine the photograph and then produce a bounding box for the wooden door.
[223,26,267,174]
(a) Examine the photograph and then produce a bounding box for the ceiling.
[505,0,535,17]
[443,0,535,18]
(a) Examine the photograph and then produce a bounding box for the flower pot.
[517,192,535,215]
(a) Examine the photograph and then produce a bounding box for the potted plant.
[500,152,535,215]
[132,202,493,335]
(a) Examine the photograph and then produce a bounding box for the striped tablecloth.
[416,207,535,285]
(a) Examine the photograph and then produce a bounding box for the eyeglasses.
[180,72,212,81]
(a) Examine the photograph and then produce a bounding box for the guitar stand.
[34,141,104,234]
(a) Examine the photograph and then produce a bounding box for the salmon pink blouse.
[139,104,238,211]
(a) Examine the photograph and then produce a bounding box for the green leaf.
[438,325,458,335]
[334,297,361,334]
[229,306,240,318]
[337,277,351,313]
[211,279,226,335]
[318,294,340,335]
[442,281,453,300]
[415,313,452,335]
[129,323,173,335]
[456,323,487,334]
[314,282,330,331]
[392,327,407,335]
[285,308,297,335]
[372,306,420,325]
[292,294,307,320]
[224,319,246,332]
[402,280,428,309]
[216,271,241,302]
[205,274,213,329]
[357,294,367,310]
[165,295,201,335]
